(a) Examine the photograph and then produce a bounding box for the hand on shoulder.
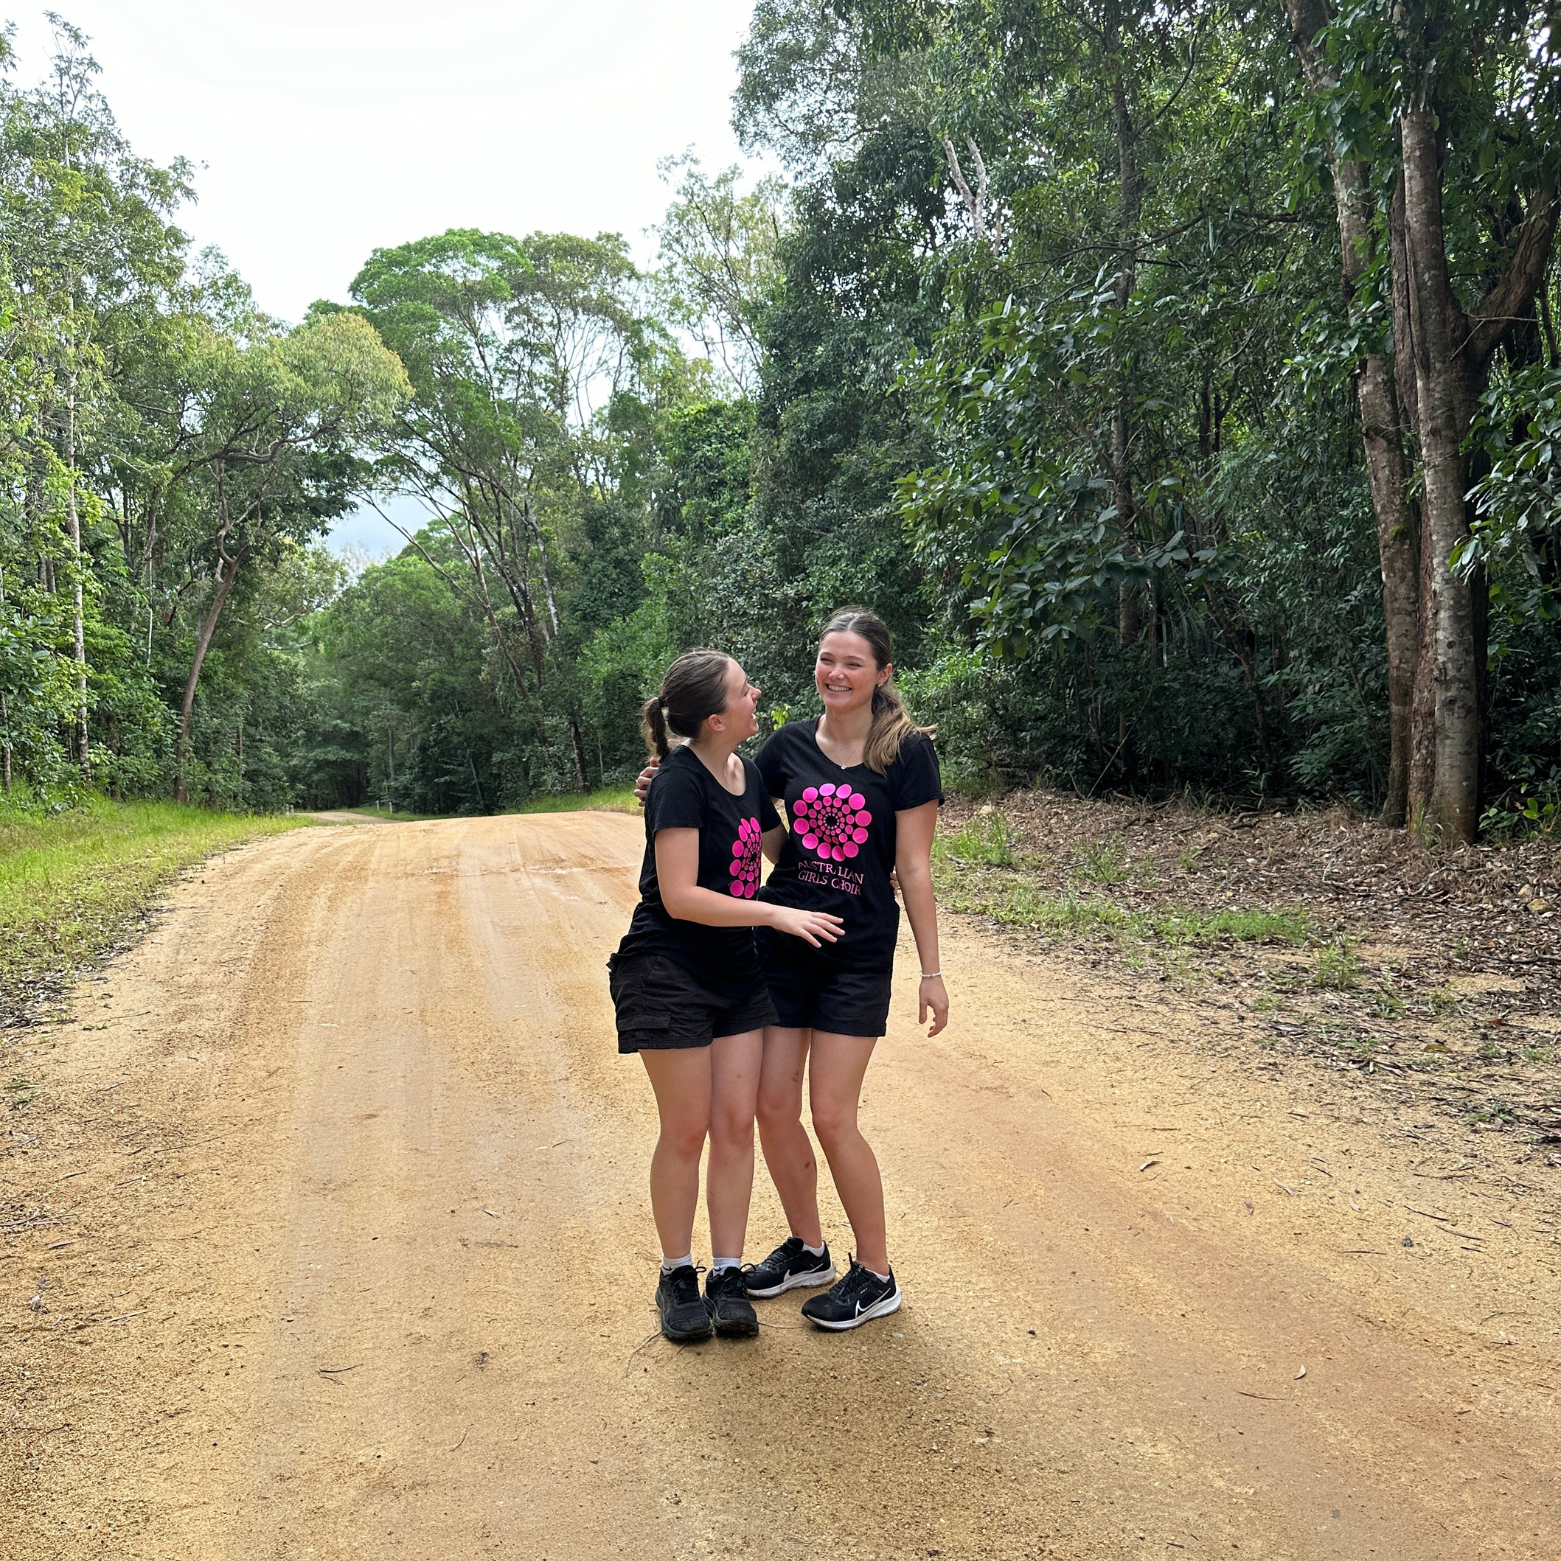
[634,757,660,806]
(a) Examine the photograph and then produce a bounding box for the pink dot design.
[791,782,872,863]
[728,816,763,897]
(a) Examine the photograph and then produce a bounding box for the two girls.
[612,609,946,1339]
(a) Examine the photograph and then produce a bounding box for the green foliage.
[1074,837,1129,887]
[1372,980,1404,1019]
[931,809,1014,866]
[1464,365,1561,622]
[655,155,787,396]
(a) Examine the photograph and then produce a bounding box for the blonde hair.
[641,649,734,759]
[818,606,935,774]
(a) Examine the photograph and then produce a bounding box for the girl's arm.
[894,800,948,1036]
[762,812,787,863]
[656,829,843,947]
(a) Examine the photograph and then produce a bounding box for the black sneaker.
[800,1258,901,1331]
[705,1266,759,1337]
[743,1236,836,1298]
[655,1264,713,1343]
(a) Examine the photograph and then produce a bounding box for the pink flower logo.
[729,816,763,897]
[792,783,872,863]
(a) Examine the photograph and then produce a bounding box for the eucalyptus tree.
[1286,0,1560,840]
[351,228,659,790]
[655,154,788,395]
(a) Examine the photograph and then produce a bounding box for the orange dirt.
[3,812,1557,1558]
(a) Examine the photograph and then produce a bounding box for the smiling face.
[815,630,888,716]
[710,658,761,742]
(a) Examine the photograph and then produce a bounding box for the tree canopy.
[2,6,1558,839]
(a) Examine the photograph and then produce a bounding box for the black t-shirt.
[615,743,781,997]
[755,718,942,968]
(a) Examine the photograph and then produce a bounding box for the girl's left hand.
[918,974,948,1036]
[633,757,660,805]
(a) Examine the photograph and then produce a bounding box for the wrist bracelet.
[919,970,942,979]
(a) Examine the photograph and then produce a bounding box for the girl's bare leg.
[639,1048,712,1259]
[755,1025,825,1248]
[706,1029,764,1259]
[807,1032,887,1274]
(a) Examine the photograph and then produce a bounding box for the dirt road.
[3,813,1558,1559]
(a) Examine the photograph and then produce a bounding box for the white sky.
[6,2,765,554]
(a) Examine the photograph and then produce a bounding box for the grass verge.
[0,797,310,1023]
[513,787,638,816]
[332,803,447,822]
[326,791,638,822]
[933,862,1308,948]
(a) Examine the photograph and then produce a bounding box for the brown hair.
[641,649,734,759]
[818,606,935,774]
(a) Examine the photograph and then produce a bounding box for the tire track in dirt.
[3,812,1557,1559]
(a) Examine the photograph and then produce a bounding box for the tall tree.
[351,229,659,791]
[1286,0,1420,823]
[655,154,788,396]
[1299,0,1561,840]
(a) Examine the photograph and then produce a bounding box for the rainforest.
[3,3,1559,844]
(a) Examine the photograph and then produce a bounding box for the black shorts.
[608,953,777,1054]
[755,929,894,1038]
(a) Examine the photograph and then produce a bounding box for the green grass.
[1372,982,1405,1019]
[513,786,638,816]
[1074,836,1130,885]
[932,862,1309,948]
[332,803,447,822]
[1314,937,1361,990]
[0,796,309,1020]
[932,810,1016,866]
[327,788,641,824]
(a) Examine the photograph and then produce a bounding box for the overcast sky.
[6,2,764,553]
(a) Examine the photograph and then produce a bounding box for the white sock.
[864,1265,890,1283]
[710,1256,741,1273]
[802,1240,825,1257]
[660,1253,693,1275]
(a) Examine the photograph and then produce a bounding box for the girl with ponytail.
[634,609,947,1331]
[610,650,843,1344]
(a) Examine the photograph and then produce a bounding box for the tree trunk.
[522,498,586,789]
[0,567,10,794]
[1400,102,1481,841]
[1104,2,1141,776]
[176,558,241,804]
[65,382,90,781]
[1286,0,1419,824]
[525,497,563,640]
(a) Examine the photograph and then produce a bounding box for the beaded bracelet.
[919,970,942,979]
